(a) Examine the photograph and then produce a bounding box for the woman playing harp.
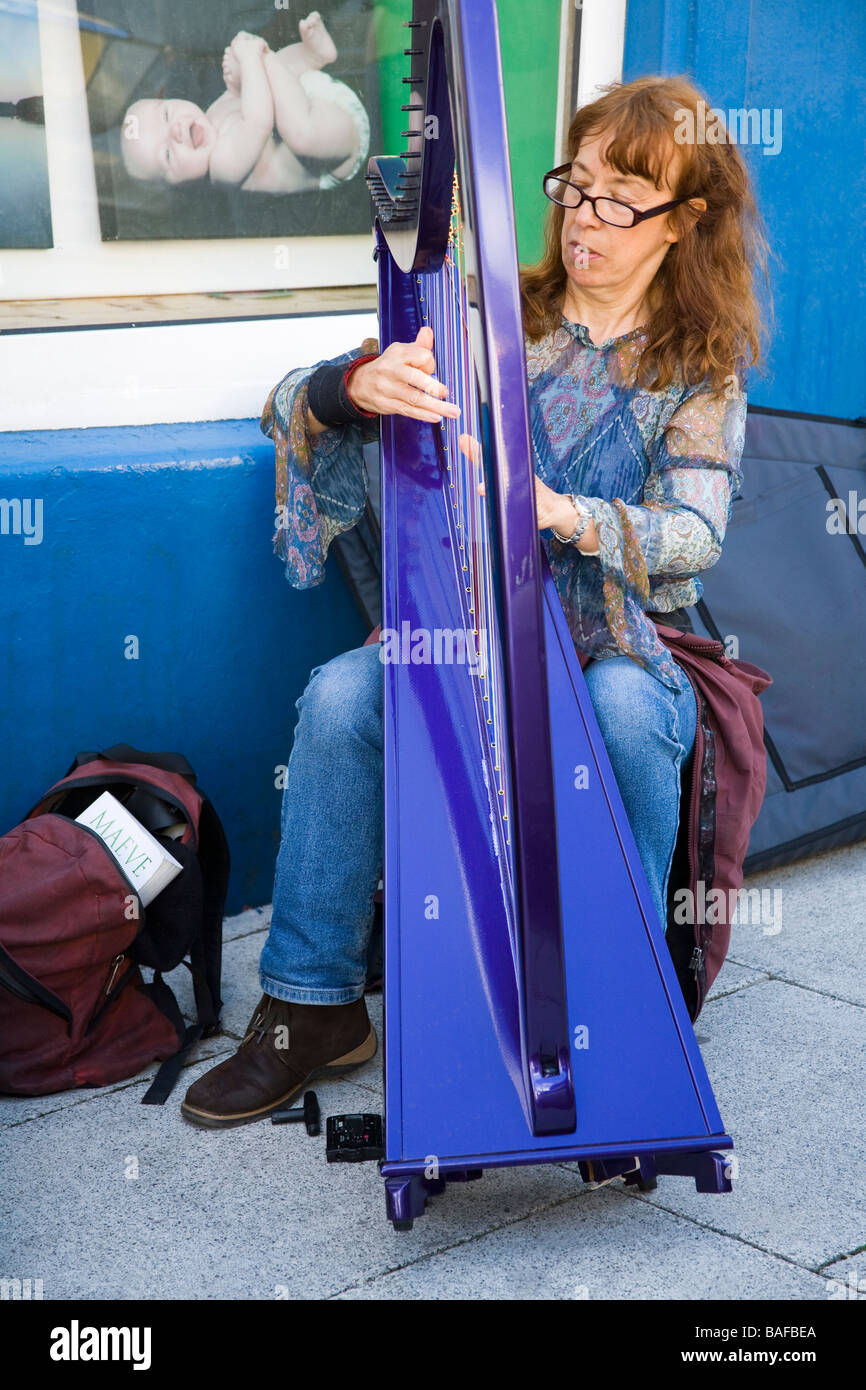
[181,75,769,1130]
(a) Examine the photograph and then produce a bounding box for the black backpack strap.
[190,794,228,1034]
[141,971,205,1105]
[140,792,230,1105]
[140,1025,205,1105]
[69,746,198,785]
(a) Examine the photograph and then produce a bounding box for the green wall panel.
[372,0,560,264]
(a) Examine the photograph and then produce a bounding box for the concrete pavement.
[2,842,864,1301]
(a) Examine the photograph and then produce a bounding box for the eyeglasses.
[542,163,692,228]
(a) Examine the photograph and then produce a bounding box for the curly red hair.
[521,75,773,393]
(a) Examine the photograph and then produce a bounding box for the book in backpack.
[0,745,229,1103]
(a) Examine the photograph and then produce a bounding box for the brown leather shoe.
[180,992,377,1128]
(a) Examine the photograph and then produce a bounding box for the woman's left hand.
[533,474,578,534]
[458,433,582,536]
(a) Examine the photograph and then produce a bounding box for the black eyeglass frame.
[542,162,694,227]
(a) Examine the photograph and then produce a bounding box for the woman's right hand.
[346,326,461,424]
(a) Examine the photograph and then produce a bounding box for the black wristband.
[307,362,370,427]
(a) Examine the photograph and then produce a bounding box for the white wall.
[0,311,378,432]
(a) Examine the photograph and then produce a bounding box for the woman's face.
[560,132,684,296]
[122,99,215,184]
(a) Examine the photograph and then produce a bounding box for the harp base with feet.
[382,1147,733,1231]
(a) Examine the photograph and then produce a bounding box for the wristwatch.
[551,493,592,546]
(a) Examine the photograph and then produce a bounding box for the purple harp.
[368,0,733,1230]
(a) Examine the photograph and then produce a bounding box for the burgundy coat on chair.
[647,621,772,1017]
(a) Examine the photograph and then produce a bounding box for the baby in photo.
[120,11,370,195]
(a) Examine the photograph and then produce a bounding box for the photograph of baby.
[80,0,381,242]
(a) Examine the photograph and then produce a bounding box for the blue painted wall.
[623,0,866,419]
[0,419,367,915]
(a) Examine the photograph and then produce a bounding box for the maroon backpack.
[0,746,229,1103]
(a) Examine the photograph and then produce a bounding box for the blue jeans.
[260,643,697,1003]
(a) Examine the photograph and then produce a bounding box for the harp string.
[416,169,515,883]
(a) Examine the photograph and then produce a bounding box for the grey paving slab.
[820,1255,866,1300]
[610,980,866,1269]
[337,1186,828,1301]
[705,960,770,1003]
[3,859,863,1301]
[222,905,272,944]
[725,843,866,1007]
[0,1059,588,1301]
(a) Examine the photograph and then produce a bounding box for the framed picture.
[78,0,382,242]
[0,3,52,249]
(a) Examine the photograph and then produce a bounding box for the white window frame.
[555,0,627,163]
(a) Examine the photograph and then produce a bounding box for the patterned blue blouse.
[261,315,747,694]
